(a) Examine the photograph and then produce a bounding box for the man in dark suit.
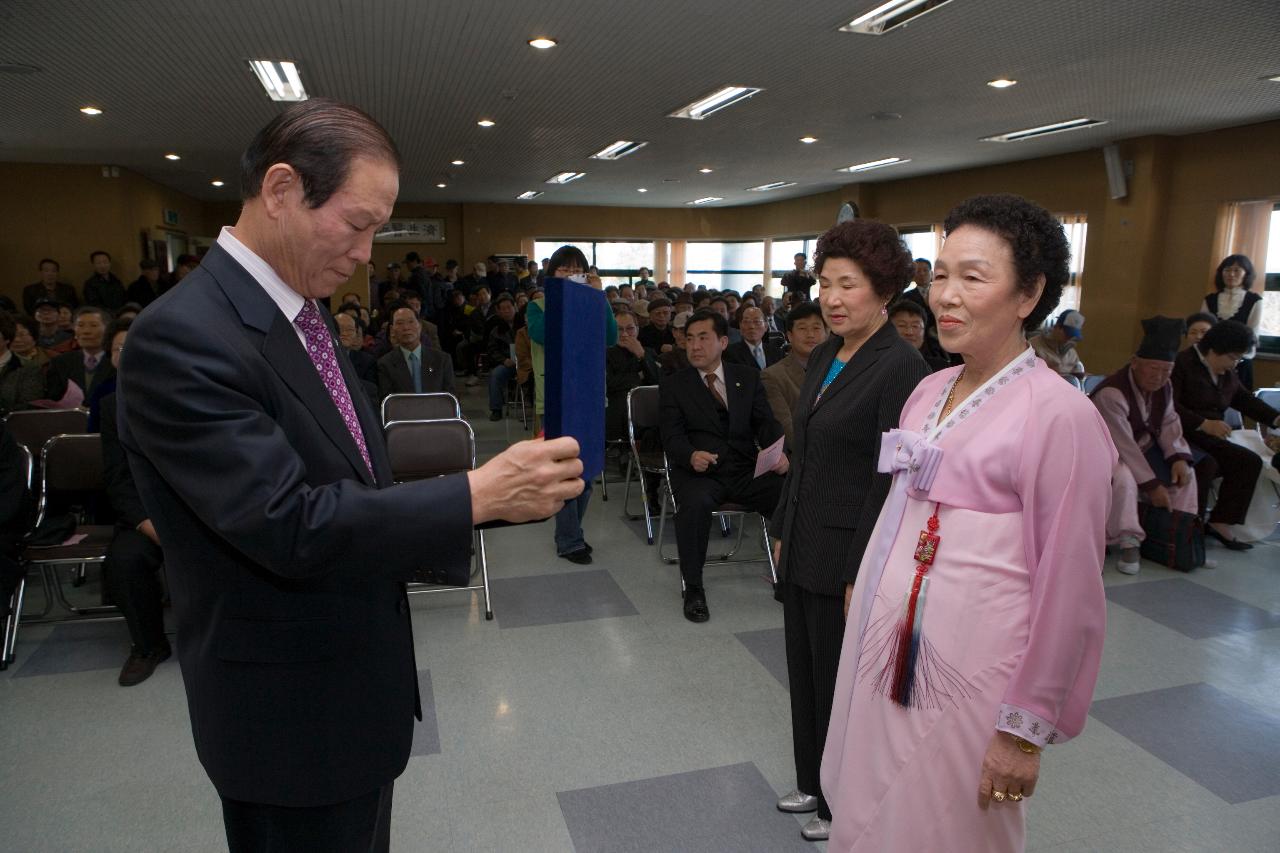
[660,309,788,623]
[46,306,115,401]
[116,99,583,852]
[724,305,783,371]
[376,305,456,402]
[22,258,80,314]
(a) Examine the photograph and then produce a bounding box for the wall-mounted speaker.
[1103,145,1127,200]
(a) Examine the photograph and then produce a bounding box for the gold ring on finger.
[992,791,1006,802]
[1009,793,1023,801]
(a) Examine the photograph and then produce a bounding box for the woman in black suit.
[769,220,930,842]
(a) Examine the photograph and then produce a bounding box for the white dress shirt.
[217,226,308,347]
[703,361,728,405]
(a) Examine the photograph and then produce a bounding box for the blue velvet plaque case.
[543,277,607,481]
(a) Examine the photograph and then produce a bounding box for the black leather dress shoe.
[683,585,709,622]
[1207,526,1253,550]
[560,548,593,565]
[118,640,172,687]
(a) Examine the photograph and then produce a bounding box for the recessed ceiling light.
[747,181,797,192]
[79,106,103,116]
[164,153,181,161]
[699,167,714,174]
[669,86,763,120]
[545,171,585,184]
[980,117,1107,143]
[637,188,648,193]
[799,136,818,144]
[248,59,307,102]
[477,119,496,127]
[210,180,224,187]
[837,156,911,173]
[590,140,649,160]
[987,78,1017,89]
[1265,73,1280,82]
[436,183,447,188]
[528,37,557,49]
[451,159,465,165]
[841,0,957,36]
[516,190,543,200]
[686,196,723,205]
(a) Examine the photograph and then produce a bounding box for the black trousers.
[222,782,393,853]
[783,582,845,821]
[1189,432,1263,525]
[102,527,166,653]
[671,467,784,587]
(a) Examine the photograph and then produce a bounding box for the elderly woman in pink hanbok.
[820,194,1116,852]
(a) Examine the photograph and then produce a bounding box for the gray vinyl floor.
[2,381,1278,852]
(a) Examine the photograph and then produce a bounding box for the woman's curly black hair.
[813,220,914,303]
[942,194,1070,332]
[1199,319,1255,356]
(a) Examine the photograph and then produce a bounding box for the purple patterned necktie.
[294,300,374,479]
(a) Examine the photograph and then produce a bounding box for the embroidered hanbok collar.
[922,346,1037,441]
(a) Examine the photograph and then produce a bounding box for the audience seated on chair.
[46,306,114,401]
[1092,317,1209,575]
[659,309,788,623]
[724,306,783,371]
[887,299,950,372]
[761,302,827,450]
[1171,319,1280,550]
[376,305,455,403]
[1030,309,1087,379]
[485,295,518,421]
[638,298,675,353]
[659,313,692,376]
[33,297,74,353]
[99,318,171,685]
[0,313,46,417]
[23,258,79,315]
[606,309,662,443]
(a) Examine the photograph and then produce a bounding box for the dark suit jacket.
[772,324,930,596]
[375,346,456,402]
[659,361,782,482]
[116,242,473,807]
[345,347,378,384]
[724,339,783,371]
[1172,345,1278,436]
[46,349,116,402]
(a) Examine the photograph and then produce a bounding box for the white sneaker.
[1116,559,1140,575]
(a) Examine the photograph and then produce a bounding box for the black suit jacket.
[659,361,782,480]
[375,346,456,402]
[772,324,930,596]
[46,349,116,402]
[724,339,784,371]
[116,242,473,807]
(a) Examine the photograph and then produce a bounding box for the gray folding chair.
[384,417,492,620]
[5,409,90,455]
[3,435,120,669]
[1,445,34,669]
[623,386,667,543]
[380,392,461,426]
[1082,374,1105,394]
[1255,388,1280,415]
[1224,407,1244,430]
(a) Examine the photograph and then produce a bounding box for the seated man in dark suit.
[46,306,115,402]
[336,311,377,382]
[660,310,789,623]
[99,318,170,685]
[376,305,455,402]
[724,306,783,371]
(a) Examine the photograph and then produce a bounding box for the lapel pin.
[735,381,741,388]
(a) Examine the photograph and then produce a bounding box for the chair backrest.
[6,409,89,454]
[627,385,661,444]
[42,434,105,494]
[1082,374,1106,394]
[384,418,475,482]
[1224,407,1243,430]
[1256,388,1280,412]
[381,392,461,426]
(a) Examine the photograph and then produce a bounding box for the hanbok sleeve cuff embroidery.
[995,703,1061,748]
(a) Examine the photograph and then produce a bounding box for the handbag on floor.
[1137,504,1205,571]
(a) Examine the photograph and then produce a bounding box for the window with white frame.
[533,240,655,287]
[686,241,765,293]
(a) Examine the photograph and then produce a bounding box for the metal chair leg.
[2,576,26,668]
[761,517,778,585]
[476,529,493,621]
[636,455,655,545]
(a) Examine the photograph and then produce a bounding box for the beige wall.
[0,163,209,303]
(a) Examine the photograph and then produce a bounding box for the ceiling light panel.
[686,197,723,205]
[747,181,796,192]
[669,86,763,120]
[545,171,585,184]
[590,140,649,160]
[837,157,911,172]
[516,191,543,199]
[528,37,557,49]
[987,78,1018,88]
[841,0,957,36]
[980,117,1107,142]
[248,60,307,102]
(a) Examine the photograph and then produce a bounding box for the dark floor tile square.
[12,621,132,678]
[736,628,788,690]
[410,670,440,756]
[1091,682,1280,804]
[557,762,811,853]
[1105,578,1280,639]
[490,569,638,629]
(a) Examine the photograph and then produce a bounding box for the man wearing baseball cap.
[1031,308,1086,379]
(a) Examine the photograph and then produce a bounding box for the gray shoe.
[800,815,830,841]
[776,790,819,813]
